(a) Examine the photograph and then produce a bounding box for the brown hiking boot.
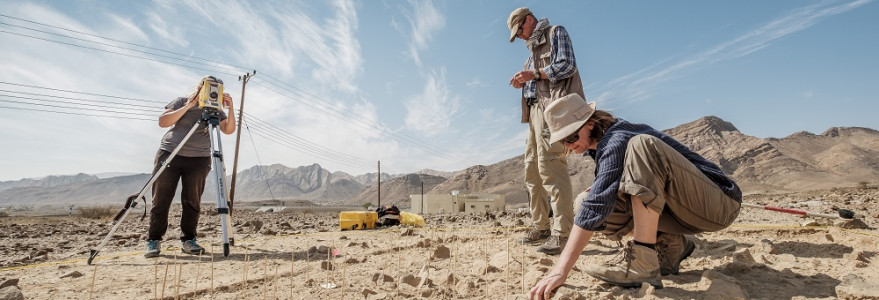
[656,233,696,275]
[584,241,663,288]
[516,226,550,245]
[536,235,567,255]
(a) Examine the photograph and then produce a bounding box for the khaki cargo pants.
[576,134,741,240]
[524,104,574,238]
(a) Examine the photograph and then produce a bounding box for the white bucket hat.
[544,94,597,144]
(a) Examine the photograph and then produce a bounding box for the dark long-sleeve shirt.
[575,119,742,231]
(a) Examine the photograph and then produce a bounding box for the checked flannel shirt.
[522,25,578,100]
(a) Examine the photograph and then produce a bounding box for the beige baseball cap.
[507,7,531,42]
[545,94,597,144]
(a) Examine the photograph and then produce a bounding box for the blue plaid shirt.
[575,119,743,231]
[523,25,578,99]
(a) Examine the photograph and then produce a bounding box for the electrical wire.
[0,92,163,112]
[243,112,374,167]
[0,29,241,77]
[243,120,277,201]
[0,13,252,71]
[0,81,165,104]
[0,105,154,121]
[1,14,457,163]
[0,14,437,176]
[255,76,459,161]
[0,98,157,117]
[0,21,245,74]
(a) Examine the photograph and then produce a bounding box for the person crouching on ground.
[529,94,741,298]
[144,76,236,258]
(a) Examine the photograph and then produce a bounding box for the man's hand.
[509,70,537,89]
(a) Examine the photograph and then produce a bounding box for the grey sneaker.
[144,240,161,258]
[516,226,551,245]
[536,235,567,255]
[181,239,205,255]
[656,233,696,275]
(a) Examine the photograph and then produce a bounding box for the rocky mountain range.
[1,116,877,208]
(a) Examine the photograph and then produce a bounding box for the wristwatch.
[533,69,540,80]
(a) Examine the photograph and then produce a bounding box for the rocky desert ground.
[0,186,877,300]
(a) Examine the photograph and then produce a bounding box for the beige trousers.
[576,134,741,240]
[524,104,574,237]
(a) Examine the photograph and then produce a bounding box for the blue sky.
[0,0,876,181]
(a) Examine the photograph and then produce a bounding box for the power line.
[0,90,161,110]
[243,113,373,163]
[0,29,241,77]
[258,75,459,160]
[243,118,375,169]
[252,78,458,161]
[0,105,154,121]
[1,15,458,163]
[0,97,157,117]
[0,81,165,103]
[0,13,252,71]
[1,15,447,175]
[242,122,277,201]
[0,21,246,75]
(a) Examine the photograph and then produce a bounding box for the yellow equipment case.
[339,211,378,231]
[400,211,426,227]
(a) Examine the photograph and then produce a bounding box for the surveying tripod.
[88,107,235,264]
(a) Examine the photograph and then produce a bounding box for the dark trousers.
[147,150,211,242]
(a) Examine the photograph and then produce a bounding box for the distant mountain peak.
[691,116,739,133]
[821,126,879,137]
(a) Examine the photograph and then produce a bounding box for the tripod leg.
[88,121,202,264]
[207,122,234,257]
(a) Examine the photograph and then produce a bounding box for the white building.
[409,192,505,214]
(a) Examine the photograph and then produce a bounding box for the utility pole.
[229,70,256,216]
[377,161,381,208]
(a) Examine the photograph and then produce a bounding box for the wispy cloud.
[145,11,188,48]
[591,0,872,107]
[397,0,445,66]
[403,68,461,136]
[466,77,489,88]
[172,0,364,94]
[801,91,816,99]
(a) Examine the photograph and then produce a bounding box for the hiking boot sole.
[588,271,664,289]
[660,238,696,276]
[536,246,562,255]
[182,249,205,255]
[144,251,160,258]
[516,237,550,245]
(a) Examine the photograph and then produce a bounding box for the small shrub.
[78,205,116,219]
[0,210,8,218]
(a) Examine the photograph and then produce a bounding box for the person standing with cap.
[528,94,742,298]
[507,7,584,255]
